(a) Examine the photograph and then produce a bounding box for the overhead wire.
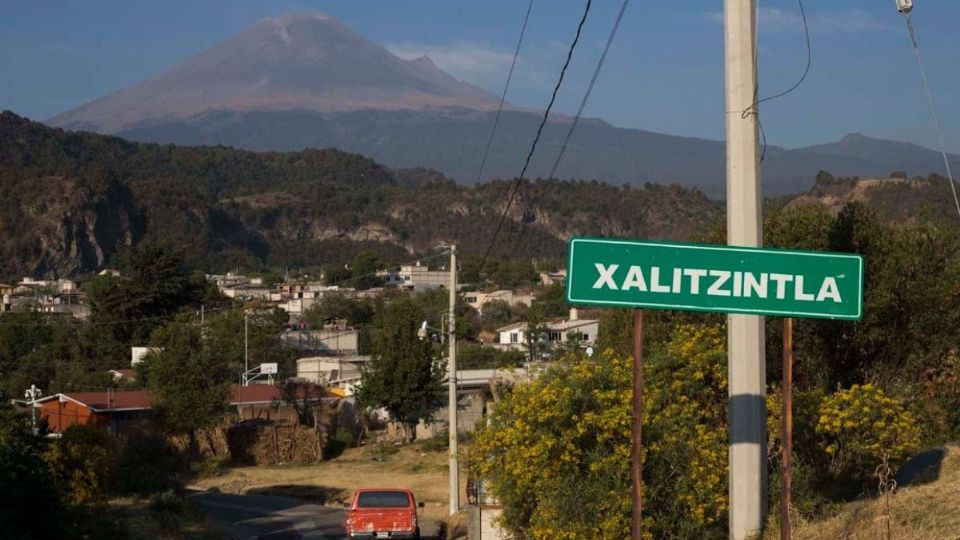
[899,10,960,221]
[741,0,812,164]
[477,0,594,274]
[547,0,631,180]
[454,0,534,246]
[509,0,631,261]
[473,0,535,186]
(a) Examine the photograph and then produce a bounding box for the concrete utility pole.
[448,245,460,515]
[244,312,249,385]
[724,1,767,538]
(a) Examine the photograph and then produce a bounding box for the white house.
[463,290,535,314]
[538,269,567,287]
[380,261,451,290]
[494,309,599,354]
[296,355,369,394]
[131,347,162,366]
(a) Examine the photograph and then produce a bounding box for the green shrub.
[117,433,179,495]
[44,424,119,507]
[324,427,355,459]
[420,432,449,452]
[150,490,199,537]
[189,456,223,480]
[371,441,400,460]
[816,384,920,488]
[0,406,71,540]
[150,490,191,514]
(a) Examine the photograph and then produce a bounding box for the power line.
[548,0,631,180]
[741,0,811,164]
[478,0,594,273]
[754,0,811,110]
[473,0,535,186]
[900,11,960,221]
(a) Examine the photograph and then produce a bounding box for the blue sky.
[1,0,958,151]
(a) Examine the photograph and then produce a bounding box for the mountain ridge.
[48,12,503,132]
[113,106,960,198]
[0,111,719,277]
[44,12,960,198]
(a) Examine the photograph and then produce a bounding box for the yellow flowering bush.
[43,424,118,507]
[468,351,633,540]
[815,384,920,481]
[468,324,729,539]
[643,325,728,538]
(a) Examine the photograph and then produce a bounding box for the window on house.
[582,333,589,341]
[510,333,518,343]
[548,331,562,342]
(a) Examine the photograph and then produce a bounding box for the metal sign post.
[781,318,794,540]
[631,309,644,540]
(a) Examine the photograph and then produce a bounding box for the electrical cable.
[547,0,631,180]
[900,11,960,221]
[477,0,593,274]
[752,0,811,111]
[473,0,535,186]
[741,0,811,164]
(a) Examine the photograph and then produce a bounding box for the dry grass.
[193,442,459,523]
[766,446,960,540]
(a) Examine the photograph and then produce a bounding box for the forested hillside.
[0,112,721,277]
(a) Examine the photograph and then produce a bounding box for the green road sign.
[566,237,863,320]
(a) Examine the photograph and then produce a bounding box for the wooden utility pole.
[781,318,794,540]
[724,1,767,538]
[632,309,644,540]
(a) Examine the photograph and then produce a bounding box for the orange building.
[36,384,335,433]
[38,389,151,433]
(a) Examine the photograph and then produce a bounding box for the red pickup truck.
[343,489,423,539]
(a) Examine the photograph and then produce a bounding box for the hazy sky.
[2,0,958,151]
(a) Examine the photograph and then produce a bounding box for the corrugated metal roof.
[36,384,336,412]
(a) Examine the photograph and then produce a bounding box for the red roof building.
[36,384,336,433]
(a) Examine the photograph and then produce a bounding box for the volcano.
[45,12,960,197]
[49,12,502,132]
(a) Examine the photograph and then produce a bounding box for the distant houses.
[1,277,90,320]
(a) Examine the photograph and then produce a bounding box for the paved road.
[191,490,438,540]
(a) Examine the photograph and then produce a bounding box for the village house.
[35,384,338,433]
[538,269,567,287]
[379,261,451,291]
[493,308,599,355]
[296,355,369,395]
[15,277,79,295]
[463,289,535,314]
[416,368,533,439]
[281,319,361,355]
[1,278,89,320]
